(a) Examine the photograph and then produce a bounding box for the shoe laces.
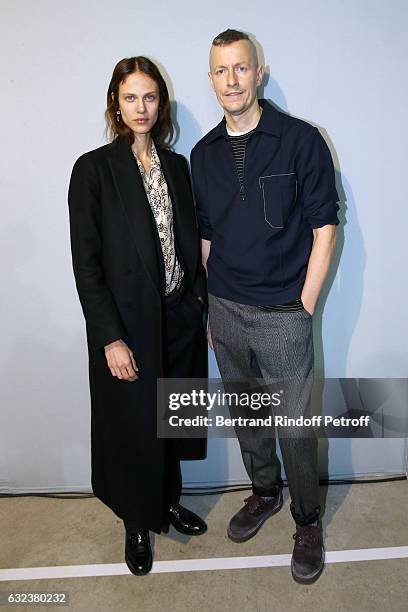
[243,494,270,516]
[292,524,320,547]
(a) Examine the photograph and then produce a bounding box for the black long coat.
[68,135,207,532]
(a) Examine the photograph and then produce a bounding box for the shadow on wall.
[151,55,205,156]
[170,100,204,156]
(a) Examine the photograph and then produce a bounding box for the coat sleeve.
[68,153,127,351]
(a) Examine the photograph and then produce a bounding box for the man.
[190,29,339,584]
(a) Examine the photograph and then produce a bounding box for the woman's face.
[117,71,160,136]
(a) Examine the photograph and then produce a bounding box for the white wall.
[1,0,407,492]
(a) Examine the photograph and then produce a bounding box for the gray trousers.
[209,293,320,526]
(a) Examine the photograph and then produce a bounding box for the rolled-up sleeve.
[296,127,340,228]
[190,146,213,240]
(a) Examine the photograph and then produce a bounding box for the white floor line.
[1,546,407,582]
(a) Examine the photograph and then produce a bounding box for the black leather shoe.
[169,504,207,536]
[125,528,153,576]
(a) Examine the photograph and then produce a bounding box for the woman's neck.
[131,132,152,160]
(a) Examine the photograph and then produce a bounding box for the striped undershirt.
[227,127,256,196]
[257,300,304,312]
[227,125,303,313]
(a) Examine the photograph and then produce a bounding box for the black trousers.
[124,281,206,531]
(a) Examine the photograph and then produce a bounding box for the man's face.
[209,40,264,116]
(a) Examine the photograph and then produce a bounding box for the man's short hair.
[212,29,250,47]
[211,29,258,67]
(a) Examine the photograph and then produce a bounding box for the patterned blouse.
[133,141,184,295]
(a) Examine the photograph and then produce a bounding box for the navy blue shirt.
[190,99,340,305]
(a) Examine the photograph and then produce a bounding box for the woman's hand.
[104,339,139,381]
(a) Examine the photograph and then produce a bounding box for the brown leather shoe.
[291,521,324,584]
[227,491,283,542]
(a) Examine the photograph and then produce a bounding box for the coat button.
[125,269,132,276]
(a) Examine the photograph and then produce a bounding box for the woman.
[68,57,208,576]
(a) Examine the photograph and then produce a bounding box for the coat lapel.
[107,136,161,294]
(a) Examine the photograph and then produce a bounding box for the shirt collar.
[206,99,281,144]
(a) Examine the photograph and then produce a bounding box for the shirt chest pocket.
[259,173,298,229]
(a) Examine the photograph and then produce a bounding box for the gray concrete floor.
[0,481,407,611]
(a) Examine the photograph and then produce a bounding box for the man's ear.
[111,92,114,101]
[256,64,265,87]
[208,71,215,92]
